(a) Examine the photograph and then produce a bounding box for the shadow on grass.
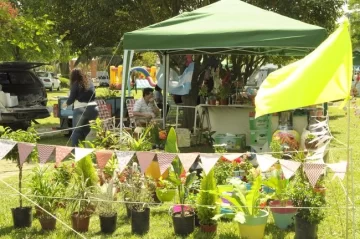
[265,222,294,238]
[329,115,345,120]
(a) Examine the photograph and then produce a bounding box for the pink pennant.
[157,153,176,175]
[256,154,278,172]
[95,150,113,169]
[279,159,301,179]
[304,163,326,187]
[37,144,55,164]
[55,146,74,165]
[327,161,347,180]
[0,139,17,160]
[115,151,134,174]
[136,152,155,173]
[17,143,35,166]
[200,153,220,175]
[178,153,198,172]
[222,153,243,161]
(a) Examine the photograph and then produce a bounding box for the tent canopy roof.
[123,0,326,55]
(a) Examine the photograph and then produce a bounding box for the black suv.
[0,62,50,130]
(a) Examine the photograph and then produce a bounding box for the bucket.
[238,209,269,239]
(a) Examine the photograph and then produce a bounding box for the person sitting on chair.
[133,87,160,125]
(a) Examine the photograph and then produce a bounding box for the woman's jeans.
[71,105,99,147]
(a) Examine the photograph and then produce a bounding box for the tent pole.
[120,50,133,136]
[163,54,169,129]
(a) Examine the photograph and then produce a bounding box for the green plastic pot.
[155,188,176,202]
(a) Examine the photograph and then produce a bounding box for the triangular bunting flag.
[95,150,113,169]
[200,153,220,175]
[75,147,94,162]
[279,159,301,179]
[0,139,17,160]
[178,153,198,172]
[136,152,155,173]
[157,153,176,175]
[222,153,243,161]
[327,161,347,180]
[115,151,134,174]
[55,146,74,165]
[256,154,278,172]
[37,144,55,164]
[18,142,35,166]
[304,163,326,187]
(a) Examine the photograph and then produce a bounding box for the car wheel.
[50,85,53,91]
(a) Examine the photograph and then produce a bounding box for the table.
[196,104,308,145]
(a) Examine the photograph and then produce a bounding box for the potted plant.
[1,127,39,228]
[68,155,99,232]
[213,176,269,239]
[197,168,219,233]
[289,152,326,239]
[167,158,197,236]
[155,177,176,202]
[217,84,230,105]
[53,161,76,208]
[304,133,317,150]
[263,168,297,230]
[29,166,62,230]
[97,180,118,234]
[198,84,208,104]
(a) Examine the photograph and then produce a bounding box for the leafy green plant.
[213,144,227,153]
[122,125,153,151]
[197,169,218,226]
[263,168,290,205]
[118,163,153,212]
[68,155,99,216]
[165,127,179,153]
[213,175,268,224]
[88,118,122,150]
[29,165,63,218]
[288,151,326,224]
[96,180,117,216]
[167,158,197,217]
[0,126,39,208]
[103,156,118,179]
[198,84,208,97]
[270,140,284,159]
[213,160,233,185]
[202,130,216,146]
[217,84,231,100]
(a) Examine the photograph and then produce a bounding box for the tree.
[349,0,360,49]
[0,0,60,61]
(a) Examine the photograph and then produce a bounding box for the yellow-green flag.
[255,19,352,118]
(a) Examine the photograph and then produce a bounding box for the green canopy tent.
[119,0,327,129]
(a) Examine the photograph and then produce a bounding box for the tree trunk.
[181,56,204,130]
[59,62,70,78]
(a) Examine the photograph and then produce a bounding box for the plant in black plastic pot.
[1,127,39,228]
[29,165,62,230]
[167,158,197,236]
[288,152,326,239]
[197,168,219,233]
[96,180,118,234]
[119,162,153,235]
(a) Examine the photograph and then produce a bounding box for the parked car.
[0,62,50,130]
[36,71,61,91]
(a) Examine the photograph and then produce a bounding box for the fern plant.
[197,169,218,226]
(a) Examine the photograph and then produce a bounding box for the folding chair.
[96,99,114,130]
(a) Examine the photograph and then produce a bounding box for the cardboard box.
[176,128,191,147]
[214,133,246,151]
[250,129,270,145]
[249,114,270,130]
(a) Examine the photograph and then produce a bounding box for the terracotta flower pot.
[71,212,91,232]
[200,224,217,233]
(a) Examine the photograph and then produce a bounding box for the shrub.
[59,77,70,88]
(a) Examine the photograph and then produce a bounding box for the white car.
[36,71,61,91]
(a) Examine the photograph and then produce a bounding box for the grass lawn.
[0,103,357,238]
